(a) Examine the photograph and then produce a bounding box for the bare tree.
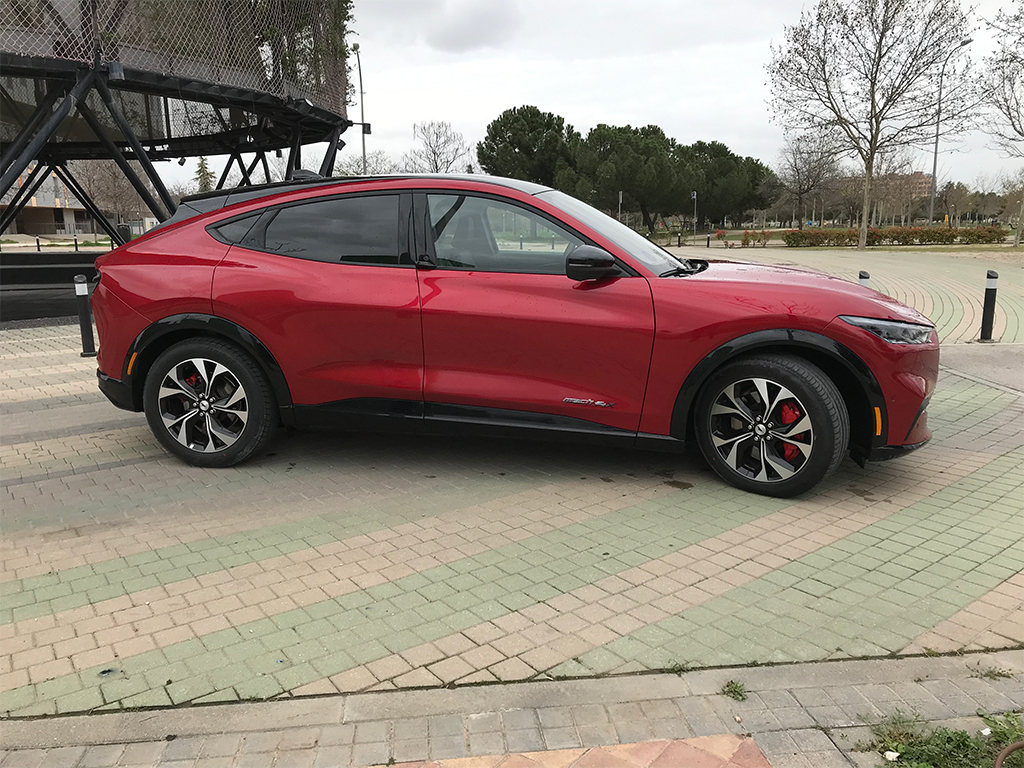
[768,0,976,248]
[774,133,841,229]
[1002,168,1024,247]
[983,0,1024,158]
[335,150,399,176]
[67,159,152,225]
[401,122,470,173]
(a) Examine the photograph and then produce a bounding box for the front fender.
[668,328,887,453]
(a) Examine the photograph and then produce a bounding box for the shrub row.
[781,225,1007,247]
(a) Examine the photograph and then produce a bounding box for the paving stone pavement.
[0,651,1020,766]
[1,249,1023,765]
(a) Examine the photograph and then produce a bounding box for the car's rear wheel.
[143,339,277,467]
[694,354,849,497]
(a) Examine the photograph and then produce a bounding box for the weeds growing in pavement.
[968,661,1014,680]
[860,710,1024,768]
[721,680,748,701]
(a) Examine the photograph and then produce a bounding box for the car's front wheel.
[143,339,277,467]
[694,354,849,497]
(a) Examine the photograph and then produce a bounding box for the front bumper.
[867,439,930,461]
[97,370,137,412]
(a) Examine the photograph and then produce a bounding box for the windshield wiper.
[659,260,699,277]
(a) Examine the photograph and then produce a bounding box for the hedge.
[781,225,1006,247]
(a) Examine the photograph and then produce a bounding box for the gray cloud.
[423,0,523,52]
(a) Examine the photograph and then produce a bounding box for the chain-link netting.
[1,0,349,147]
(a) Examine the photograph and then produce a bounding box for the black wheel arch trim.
[121,314,294,423]
[670,328,886,448]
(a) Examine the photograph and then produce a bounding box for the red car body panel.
[418,270,654,432]
[212,247,424,406]
[91,175,940,467]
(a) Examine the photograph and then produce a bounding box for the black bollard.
[980,270,998,342]
[519,235,523,250]
[859,270,871,287]
[36,236,41,252]
[706,235,710,247]
[74,234,79,252]
[74,274,97,357]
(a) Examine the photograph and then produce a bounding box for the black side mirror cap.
[566,245,621,281]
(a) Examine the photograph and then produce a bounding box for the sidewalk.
[1,651,1021,767]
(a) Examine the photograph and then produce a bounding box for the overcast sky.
[172,0,1020,190]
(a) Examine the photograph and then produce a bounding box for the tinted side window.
[211,213,260,245]
[263,195,400,265]
[427,194,582,275]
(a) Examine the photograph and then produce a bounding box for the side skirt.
[290,399,687,451]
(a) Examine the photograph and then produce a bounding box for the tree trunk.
[639,203,656,234]
[1015,195,1023,248]
[858,163,873,250]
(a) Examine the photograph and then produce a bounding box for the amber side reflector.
[874,407,882,436]
[127,352,138,376]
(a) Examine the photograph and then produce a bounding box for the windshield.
[537,190,687,274]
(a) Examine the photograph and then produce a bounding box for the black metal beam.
[53,164,124,245]
[216,154,237,190]
[244,152,263,185]
[0,70,95,200]
[95,74,176,215]
[1,160,49,222]
[286,130,301,180]
[78,102,169,222]
[234,152,253,186]
[0,163,53,235]
[318,127,343,177]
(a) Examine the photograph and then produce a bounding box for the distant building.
[904,171,933,199]
[1,163,96,237]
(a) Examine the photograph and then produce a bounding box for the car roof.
[159,174,552,232]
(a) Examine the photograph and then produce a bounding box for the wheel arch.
[670,329,886,460]
[122,314,294,424]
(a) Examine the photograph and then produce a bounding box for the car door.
[212,191,424,417]
[413,191,655,435]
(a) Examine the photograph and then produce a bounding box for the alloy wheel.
[708,377,813,483]
[157,357,248,453]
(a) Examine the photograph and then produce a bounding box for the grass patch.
[721,679,748,701]
[861,710,1024,768]
[969,661,1014,680]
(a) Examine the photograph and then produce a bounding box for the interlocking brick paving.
[2,253,1023,722]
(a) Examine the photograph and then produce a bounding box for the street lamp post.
[928,38,971,225]
[352,43,367,175]
[691,191,697,245]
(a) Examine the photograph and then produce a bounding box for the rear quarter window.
[262,194,401,265]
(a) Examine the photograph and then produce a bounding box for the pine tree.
[195,157,215,192]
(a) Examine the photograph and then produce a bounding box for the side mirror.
[566,245,620,282]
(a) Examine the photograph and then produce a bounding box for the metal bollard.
[36,236,41,252]
[74,274,97,358]
[706,235,710,247]
[74,234,79,252]
[551,236,555,250]
[677,233,682,247]
[859,270,871,288]
[980,270,998,342]
[519,235,523,250]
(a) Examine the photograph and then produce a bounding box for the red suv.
[92,175,938,497]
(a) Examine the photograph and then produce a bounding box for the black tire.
[694,354,849,497]
[143,338,277,468]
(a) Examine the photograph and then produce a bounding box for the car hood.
[682,260,933,326]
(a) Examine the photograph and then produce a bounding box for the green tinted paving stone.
[3,478,543,620]
[586,447,1024,673]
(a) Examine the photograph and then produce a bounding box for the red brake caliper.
[779,401,802,463]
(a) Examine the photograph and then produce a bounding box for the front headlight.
[840,316,934,344]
